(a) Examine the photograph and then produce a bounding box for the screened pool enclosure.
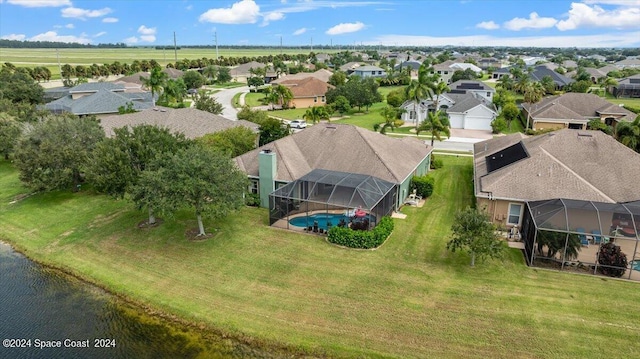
[269,169,397,232]
[521,198,640,281]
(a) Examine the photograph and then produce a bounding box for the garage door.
[449,114,464,129]
[464,116,493,131]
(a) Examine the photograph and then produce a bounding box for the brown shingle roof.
[279,77,334,98]
[270,69,333,85]
[234,123,432,184]
[474,130,640,203]
[100,107,259,139]
[523,93,636,123]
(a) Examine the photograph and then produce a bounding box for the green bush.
[491,117,507,134]
[327,217,394,249]
[430,155,443,169]
[245,193,260,207]
[410,175,435,198]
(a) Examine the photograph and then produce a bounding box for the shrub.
[430,155,443,169]
[245,193,260,207]
[491,117,507,134]
[598,241,628,278]
[393,119,405,127]
[410,175,435,198]
[327,217,394,249]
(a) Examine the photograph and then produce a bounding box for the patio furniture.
[577,228,589,247]
[591,229,603,244]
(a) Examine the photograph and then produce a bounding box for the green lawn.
[604,93,640,109]
[244,92,267,107]
[2,158,640,358]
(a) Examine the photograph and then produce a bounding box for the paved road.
[211,86,249,120]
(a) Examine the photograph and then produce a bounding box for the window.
[321,96,325,102]
[249,180,259,194]
[507,203,523,226]
[409,110,416,120]
[371,71,375,75]
[314,96,317,103]
[378,71,382,75]
[487,92,491,97]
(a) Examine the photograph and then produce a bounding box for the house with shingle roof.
[522,93,636,131]
[612,74,640,98]
[615,58,640,69]
[474,129,640,228]
[234,123,432,209]
[44,82,154,117]
[99,107,259,139]
[352,65,386,78]
[230,61,277,83]
[277,77,335,108]
[270,69,333,85]
[113,69,185,91]
[529,65,574,90]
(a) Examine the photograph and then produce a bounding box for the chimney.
[258,149,277,208]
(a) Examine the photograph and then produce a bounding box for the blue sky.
[1,0,639,47]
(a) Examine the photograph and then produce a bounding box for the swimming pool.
[632,260,640,272]
[288,213,374,230]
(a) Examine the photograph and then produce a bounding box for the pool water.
[289,213,374,230]
[632,260,640,272]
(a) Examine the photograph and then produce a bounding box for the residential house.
[612,74,640,98]
[339,61,363,75]
[529,65,574,90]
[394,60,422,77]
[522,93,636,131]
[44,82,154,117]
[565,65,619,84]
[277,77,334,108]
[113,69,185,91]
[432,61,483,84]
[230,61,277,83]
[270,69,333,85]
[315,53,331,63]
[401,80,497,131]
[234,123,432,210]
[615,58,640,69]
[351,65,386,79]
[474,129,640,229]
[99,107,259,139]
[478,58,504,70]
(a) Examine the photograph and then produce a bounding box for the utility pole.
[173,31,178,62]
[214,31,219,60]
[280,36,282,55]
[310,37,313,52]
[56,48,62,80]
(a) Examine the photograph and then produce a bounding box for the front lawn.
[2,157,639,358]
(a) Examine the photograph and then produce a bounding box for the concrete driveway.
[448,129,493,140]
[210,86,249,120]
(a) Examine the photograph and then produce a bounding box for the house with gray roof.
[99,107,259,139]
[352,65,386,78]
[615,58,640,69]
[234,123,432,210]
[529,65,574,90]
[522,93,636,131]
[474,129,640,229]
[44,82,154,117]
[612,74,640,98]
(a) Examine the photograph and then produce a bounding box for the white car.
[289,120,307,129]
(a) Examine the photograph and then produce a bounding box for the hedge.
[327,217,394,249]
[410,175,435,198]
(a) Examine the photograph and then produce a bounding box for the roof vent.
[326,125,336,129]
[577,132,592,137]
[160,109,167,112]
[153,108,159,111]
[262,149,272,154]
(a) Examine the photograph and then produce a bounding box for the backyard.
[1,157,640,358]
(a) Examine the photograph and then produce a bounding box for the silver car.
[289,120,307,129]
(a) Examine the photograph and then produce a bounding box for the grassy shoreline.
[2,158,640,358]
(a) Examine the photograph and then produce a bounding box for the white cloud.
[556,2,640,30]
[199,0,260,24]
[476,21,499,30]
[503,12,558,31]
[582,0,640,6]
[6,0,71,7]
[65,23,74,29]
[326,21,365,35]
[94,31,107,37]
[1,33,27,41]
[186,5,192,11]
[29,31,91,44]
[366,32,640,48]
[261,11,285,26]
[61,6,112,20]
[293,27,307,35]
[123,36,138,44]
[136,25,156,42]
[102,17,118,23]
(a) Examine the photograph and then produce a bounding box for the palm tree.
[432,81,450,111]
[379,106,402,134]
[615,116,640,153]
[202,65,218,83]
[404,79,431,129]
[523,81,545,130]
[274,85,293,109]
[303,106,329,124]
[497,75,514,91]
[140,67,168,107]
[598,77,618,97]
[162,78,187,104]
[416,110,450,146]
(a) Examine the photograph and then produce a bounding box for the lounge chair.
[577,227,589,247]
[591,230,603,244]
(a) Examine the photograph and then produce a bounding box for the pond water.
[0,242,281,359]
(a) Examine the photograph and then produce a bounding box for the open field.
[2,157,640,358]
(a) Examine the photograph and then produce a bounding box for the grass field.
[2,158,640,358]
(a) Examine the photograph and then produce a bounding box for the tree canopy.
[446,207,505,266]
[194,91,224,115]
[13,114,105,192]
[196,126,256,157]
[0,66,44,105]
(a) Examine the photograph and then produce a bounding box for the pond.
[0,241,284,359]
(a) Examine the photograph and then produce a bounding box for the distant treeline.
[0,39,128,48]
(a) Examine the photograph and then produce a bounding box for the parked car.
[289,120,307,129]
